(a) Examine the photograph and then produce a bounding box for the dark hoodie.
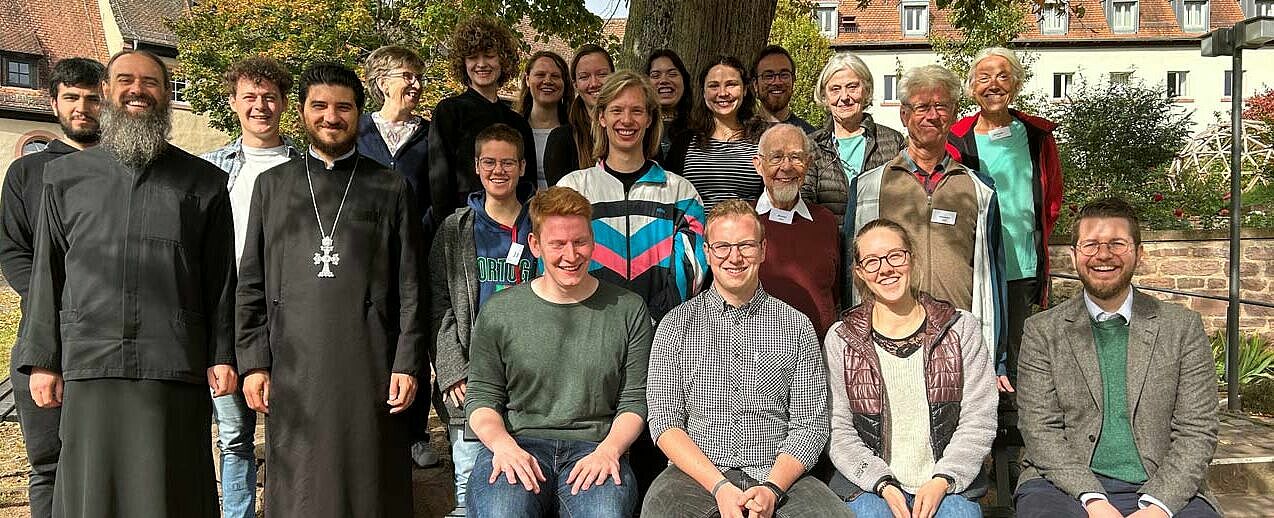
[0,139,82,300]
[468,185,535,308]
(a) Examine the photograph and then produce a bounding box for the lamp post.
[1201,16,1274,412]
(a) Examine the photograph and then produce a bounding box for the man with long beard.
[0,56,103,518]
[236,62,426,518]
[751,124,839,334]
[15,50,236,517]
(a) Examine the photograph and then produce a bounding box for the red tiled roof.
[0,2,44,57]
[0,0,110,115]
[109,0,185,48]
[832,0,1245,48]
[517,17,627,62]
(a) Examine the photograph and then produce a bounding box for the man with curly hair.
[429,16,537,225]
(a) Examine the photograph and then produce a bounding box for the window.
[1110,71,1133,85]
[1223,70,1247,97]
[1182,0,1208,32]
[1112,0,1139,33]
[1257,0,1274,16]
[21,138,49,156]
[1040,0,1068,34]
[1053,73,1074,99]
[816,5,838,37]
[883,74,899,102]
[901,2,929,37]
[4,57,36,88]
[171,77,188,103]
[1167,71,1188,98]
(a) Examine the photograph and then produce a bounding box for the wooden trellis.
[1170,119,1274,191]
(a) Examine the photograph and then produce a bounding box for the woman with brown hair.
[516,50,572,190]
[542,44,614,186]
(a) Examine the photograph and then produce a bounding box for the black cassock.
[236,152,428,518]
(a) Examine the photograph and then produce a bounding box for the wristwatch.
[760,481,788,506]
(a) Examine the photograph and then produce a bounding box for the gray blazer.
[1016,290,1219,513]
[429,208,479,426]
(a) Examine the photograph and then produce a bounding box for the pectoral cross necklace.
[305,153,359,278]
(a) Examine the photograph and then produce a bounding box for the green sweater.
[1089,318,1149,483]
[465,281,653,443]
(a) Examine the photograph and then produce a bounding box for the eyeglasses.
[707,240,762,259]
[903,102,954,116]
[975,73,1012,84]
[761,152,807,167]
[1074,240,1132,256]
[478,158,520,172]
[857,249,911,273]
[385,71,422,84]
[759,71,794,83]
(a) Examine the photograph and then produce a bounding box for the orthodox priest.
[15,50,235,518]
[236,62,427,518]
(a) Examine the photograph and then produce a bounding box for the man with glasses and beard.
[0,56,104,518]
[14,50,236,517]
[750,123,840,335]
[235,62,427,518]
[752,46,815,133]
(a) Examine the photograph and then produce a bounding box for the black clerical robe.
[236,151,427,518]
[14,143,235,518]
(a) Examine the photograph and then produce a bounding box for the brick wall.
[1047,231,1274,337]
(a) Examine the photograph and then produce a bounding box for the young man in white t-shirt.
[199,56,298,518]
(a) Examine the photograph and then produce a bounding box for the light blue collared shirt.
[1082,289,1134,325]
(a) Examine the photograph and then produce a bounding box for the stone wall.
[1047,230,1274,337]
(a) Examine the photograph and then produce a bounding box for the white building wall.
[843,45,1274,135]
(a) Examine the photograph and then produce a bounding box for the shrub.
[1212,331,1274,386]
[1242,378,1274,415]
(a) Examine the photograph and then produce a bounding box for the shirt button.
[271,299,280,306]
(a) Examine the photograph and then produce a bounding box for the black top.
[14,144,237,383]
[0,140,81,300]
[543,124,581,187]
[357,113,432,229]
[428,89,537,224]
[603,160,654,193]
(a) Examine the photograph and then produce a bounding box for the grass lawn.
[0,286,18,377]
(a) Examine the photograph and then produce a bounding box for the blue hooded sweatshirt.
[469,186,535,308]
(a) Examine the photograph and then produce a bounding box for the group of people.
[0,13,1221,518]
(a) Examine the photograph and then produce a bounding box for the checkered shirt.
[200,136,300,188]
[647,285,830,481]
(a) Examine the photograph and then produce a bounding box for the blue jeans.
[848,490,982,518]
[467,436,637,518]
[450,425,484,510]
[212,391,257,518]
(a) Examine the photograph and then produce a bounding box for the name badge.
[988,126,1013,141]
[505,242,525,264]
[768,208,795,225]
[931,209,957,225]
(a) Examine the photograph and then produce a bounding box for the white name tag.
[768,208,795,225]
[505,242,525,264]
[988,125,1013,141]
[931,209,957,225]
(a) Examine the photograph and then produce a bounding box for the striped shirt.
[679,138,763,211]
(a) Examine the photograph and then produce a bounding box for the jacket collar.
[951,108,1056,138]
[1061,290,1160,413]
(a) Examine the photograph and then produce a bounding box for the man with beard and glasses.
[0,56,103,518]
[14,49,236,518]
[200,55,298,518]
[751,46,815,134]
[1015,198,1220,518]
[750,124,839,335]
[236,62,426,518]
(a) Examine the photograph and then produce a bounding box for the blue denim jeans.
[450,424,484,511]
[848,490,982,518]
[467,436,637,518]
[212,391,257,518]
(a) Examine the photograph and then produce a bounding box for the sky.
[585,0,629,18]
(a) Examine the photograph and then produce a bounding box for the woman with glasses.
[824,219,997,518]
[516,51,572,190]
[644,49,692,161]
[803,52,904,226]
[665,55,767,211]
[543,44,615,186]
[359,45,433,225]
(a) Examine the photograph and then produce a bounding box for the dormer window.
[901,1,929,37]
[1111,0,1139,33]
[1181,0,1208,32]
[816,3,839,37]
[3,55,38,88]
[1040,0,1068,34]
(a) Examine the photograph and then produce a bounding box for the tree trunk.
[621,0,779,78]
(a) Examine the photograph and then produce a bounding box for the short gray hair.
[757,123,815,157]
[813,52,874,108]
[899,64,962,106]
[364,45,426,105]
[966,47,1026,98]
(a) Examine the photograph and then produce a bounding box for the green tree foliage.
[169,0,606,139]
[928,0,1034,115]
[768,0,834,127]
[1046,80,1194,233]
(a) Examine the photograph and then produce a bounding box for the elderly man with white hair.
[751,123,841,334]
[948,47,1063,394]
[844,64,1007,377]
[802,52,905,226]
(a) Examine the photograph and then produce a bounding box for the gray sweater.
[429,208,479,426]
[823,309,997,495]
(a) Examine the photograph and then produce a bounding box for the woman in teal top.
[803,52,905,225]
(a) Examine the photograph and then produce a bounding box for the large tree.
[621,0,778,78]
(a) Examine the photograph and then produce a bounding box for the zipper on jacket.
[624,182,632,280]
